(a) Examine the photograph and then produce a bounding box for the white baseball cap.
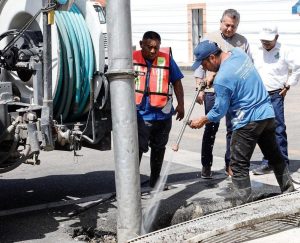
[259,25,278,41]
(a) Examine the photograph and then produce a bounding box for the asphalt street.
[0,70,299,242]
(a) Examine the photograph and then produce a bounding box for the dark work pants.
[225,113,233,166]
[138,118,172,153]
[231,118,286,180]
[138,118,172,187]
[201,92,231,167]
[201,92,219,167]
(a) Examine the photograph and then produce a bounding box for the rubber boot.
[273,165,295,193]
[149,148,165,188]
[231,175,253,206]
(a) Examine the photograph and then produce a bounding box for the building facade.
[131,0,300,64]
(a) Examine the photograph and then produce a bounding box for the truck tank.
[0,0,111,173]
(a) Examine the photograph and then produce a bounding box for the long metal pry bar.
[172,81,207,152]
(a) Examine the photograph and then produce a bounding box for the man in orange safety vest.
[133,31,185,188]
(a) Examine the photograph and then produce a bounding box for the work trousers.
[201,92,231,167]
[230,118,286,179]
[137,118,172,153]
[138,118,171,187]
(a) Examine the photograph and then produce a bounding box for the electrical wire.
[1,10,41,55]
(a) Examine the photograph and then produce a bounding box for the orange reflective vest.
[133,48,171,108]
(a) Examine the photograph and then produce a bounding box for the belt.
[268,89,282,95]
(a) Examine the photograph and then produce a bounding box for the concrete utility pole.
[106,0,142,242]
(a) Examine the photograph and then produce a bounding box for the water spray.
[142,83,207,233]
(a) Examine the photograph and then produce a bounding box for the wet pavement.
[129,191,300,242]
[0,70,299,242]
[133,149,300,242]
[132,69,300,241]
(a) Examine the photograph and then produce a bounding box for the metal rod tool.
[172,81,207,152]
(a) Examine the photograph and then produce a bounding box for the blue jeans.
[201,92,231,167]
[264,91,289,165]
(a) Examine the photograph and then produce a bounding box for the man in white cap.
[252,25,300,175]
[190,40,294,204]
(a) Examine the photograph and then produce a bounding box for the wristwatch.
[284,84,290,90]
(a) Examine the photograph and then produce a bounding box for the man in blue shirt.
[133,31,184,188]
[194,9,251,179]
[190,40,294,204]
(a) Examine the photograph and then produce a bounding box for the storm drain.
[201,213,300,243]
[128,191,300,242]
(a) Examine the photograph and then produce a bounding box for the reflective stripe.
[134,65,147,105]
[135,65,141,90]
[133,48,171,108]
[158,67,163,93]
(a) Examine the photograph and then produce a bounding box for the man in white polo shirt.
[252,24,300,175]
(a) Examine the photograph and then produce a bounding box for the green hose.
[71,5,94,118]
[54,11,74,120]
[53,4,95,121]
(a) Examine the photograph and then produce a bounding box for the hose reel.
[54,4,95,121]
[0,2,109,122]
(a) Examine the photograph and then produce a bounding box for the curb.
[128,191,300,242]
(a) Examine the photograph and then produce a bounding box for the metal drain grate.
[128,191,300,242]
[201,213,300,243]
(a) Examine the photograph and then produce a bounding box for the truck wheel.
[0,141,23,173]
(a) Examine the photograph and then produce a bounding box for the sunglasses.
[260,39,274,44]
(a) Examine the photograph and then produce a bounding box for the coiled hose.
[53,4,94,121]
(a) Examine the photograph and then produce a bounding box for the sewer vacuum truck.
[0,0,111,173]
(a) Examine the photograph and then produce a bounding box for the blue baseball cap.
[192,40,221,70]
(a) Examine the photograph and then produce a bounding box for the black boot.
[231,176,253,206]
[273,165,295,193]
[149,148,165,188]
[139,151,143,165]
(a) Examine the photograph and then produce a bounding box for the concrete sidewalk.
[135,69,300,241]
[135,148,300,242]
[0,70,299,243]
[131,190,300,242]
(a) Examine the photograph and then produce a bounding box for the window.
[188,4,206,63]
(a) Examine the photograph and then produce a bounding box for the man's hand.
[279,85,290,97]
[195,77,204,86]
[196,90,205,105]
[173,80,184,121]
[175,104,184,121]
[189,116,209,129]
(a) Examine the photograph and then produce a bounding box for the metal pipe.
[41,0,54,150]
[43,0,53,107]
[0,116,21,143]
[33,62,43,106]
[172,82,207,152]
[106,0,142,242]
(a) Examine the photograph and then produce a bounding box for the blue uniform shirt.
[137,56,184,121]
[207,48,275,130]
